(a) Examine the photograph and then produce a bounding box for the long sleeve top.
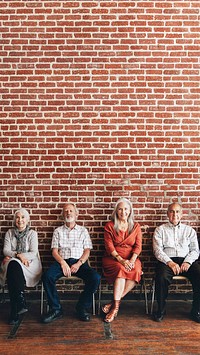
[153,222,199,265]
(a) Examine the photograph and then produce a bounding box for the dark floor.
[0,298,200,355]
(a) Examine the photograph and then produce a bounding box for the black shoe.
[17,291,28,315]
[8,313,19,325]
[190,309,200,323]
[153,310,166,322]
[76,304,90,322]
[42,309,63,324]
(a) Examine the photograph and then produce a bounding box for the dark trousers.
[7,260,25,299]
[155,257,200,313]
[42,259,101,311]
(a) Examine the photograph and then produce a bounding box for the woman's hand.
[2,256,11,265]
[121,259,134,271]
[17,253,29,267]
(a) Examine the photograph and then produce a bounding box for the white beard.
[65,217,75,223]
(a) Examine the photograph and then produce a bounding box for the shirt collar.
[63,223,79,231]
[168,221,182,229]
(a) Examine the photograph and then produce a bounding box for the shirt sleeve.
[82,227,93,250]
[183,228,199,265]
[51,228,60,249]
[153,226,172,264]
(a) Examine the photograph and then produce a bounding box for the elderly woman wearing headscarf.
[102,198,143,323]
[0,208,42,324]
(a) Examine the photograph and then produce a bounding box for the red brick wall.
[1,1,200,293]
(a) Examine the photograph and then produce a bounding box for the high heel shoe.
[102,302,113,314]
[104,300,120,323]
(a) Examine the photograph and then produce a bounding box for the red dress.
[102,221,142,284]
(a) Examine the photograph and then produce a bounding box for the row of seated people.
[0,199,200,325]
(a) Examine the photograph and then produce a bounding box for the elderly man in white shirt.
[41,202,100,324]
[153,202,200,323]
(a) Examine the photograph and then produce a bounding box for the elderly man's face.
[167,203,182,226]
[63,204,77,224]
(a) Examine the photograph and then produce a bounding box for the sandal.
[104,300,120,323]
[102,302,113,314]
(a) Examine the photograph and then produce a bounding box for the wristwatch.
[79,259,84,265]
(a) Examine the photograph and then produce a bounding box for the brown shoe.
[102,302,113,314]
[104,300,120,323]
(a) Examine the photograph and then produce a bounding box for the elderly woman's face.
[15,212,28,231]
[116,202,131,221]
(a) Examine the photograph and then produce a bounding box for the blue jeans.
[42,259,101,311]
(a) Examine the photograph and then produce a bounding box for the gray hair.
[111,197,134,234]
[14,208,30,225]
[62,202,79,217]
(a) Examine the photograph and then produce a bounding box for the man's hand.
[167,261,180,275]
[180,262,190,273]
[60,260,71,277]
[71,262,81,274]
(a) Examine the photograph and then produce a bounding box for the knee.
[7,260,21,275]
[156,271,169,283]
[42,269,53,283]
[88,271,101,288]
[96,272,101,285]
[93,272,101,288]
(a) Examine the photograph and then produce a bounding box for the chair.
[41,276,96,316]
[0,285,6,304]
[150,275,189,314]
[98,272,149,315]
[0,281,43,311]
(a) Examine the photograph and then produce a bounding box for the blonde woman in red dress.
[102,197,142,323]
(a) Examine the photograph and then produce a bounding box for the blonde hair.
[111,197,134,234]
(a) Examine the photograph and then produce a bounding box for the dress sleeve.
[104,222,115,255]
[132,223,142,256]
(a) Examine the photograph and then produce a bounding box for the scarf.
[14,225,30,253]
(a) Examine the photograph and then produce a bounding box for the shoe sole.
[42,314,63,324]
[18,308,28,315]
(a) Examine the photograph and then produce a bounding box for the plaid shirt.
[153,222,199,265]
[51,224,93,260]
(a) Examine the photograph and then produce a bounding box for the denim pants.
[42,259,101,311]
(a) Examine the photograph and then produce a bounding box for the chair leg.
[0,286,6,304]
[98,279,102,315]
[150,279,155,314]
[40,282,44,315]
[143,279,149,315]
[92,293,95,316]
[140,278,149,314]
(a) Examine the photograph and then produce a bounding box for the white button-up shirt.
[51,224,93,260]
[153,222,199,265]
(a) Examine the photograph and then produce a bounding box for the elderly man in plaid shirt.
[41,203,101,323]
